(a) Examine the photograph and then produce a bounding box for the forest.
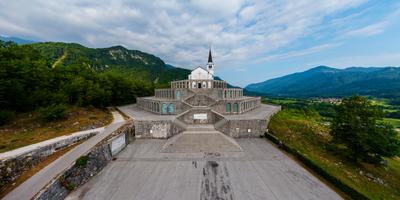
[0,40,154,124]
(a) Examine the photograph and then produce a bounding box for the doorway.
[198,82,202,88]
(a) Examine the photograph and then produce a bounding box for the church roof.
[192,66,208,72]
[208,49,213,63]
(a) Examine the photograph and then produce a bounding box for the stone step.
[183,130,219,134]
[161,131,243,153]
[186,124,215,132]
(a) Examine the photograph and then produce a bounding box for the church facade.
[132,49,280,138]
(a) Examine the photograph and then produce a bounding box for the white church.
[187,49,215,88]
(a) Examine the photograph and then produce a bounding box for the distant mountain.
[245,66,400,98]
[27,42,190,84]
[0,35,35,44]
[214,76,240,88]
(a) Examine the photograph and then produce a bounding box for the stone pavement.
[67,138,343,200]
[3,111,126,200]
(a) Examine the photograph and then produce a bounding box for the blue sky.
[1,0,399,87]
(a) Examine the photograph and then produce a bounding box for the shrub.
[58,175,75,190]
[39,104,68,122]
[0,110,15,125]
[75,155,89,167]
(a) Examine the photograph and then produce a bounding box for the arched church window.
[168,103,175,113]
[175,90,181,100]
[162,103,167,114]
[226,103,231,113]
[233,103,238,113]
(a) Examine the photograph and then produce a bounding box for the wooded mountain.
[245,66,400,98]
[27,42,190,84]
[1,39,192,114]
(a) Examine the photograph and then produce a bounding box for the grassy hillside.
[0,106,111,153]
[28,42,190,84]
[268,108,400,199]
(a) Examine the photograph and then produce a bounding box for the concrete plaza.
[67,138,342,200]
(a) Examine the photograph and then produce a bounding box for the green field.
[267,103,400,199]
[382,118,400,129]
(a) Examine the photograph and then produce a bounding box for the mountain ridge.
[25,42,190,84]
[245,66,400,98]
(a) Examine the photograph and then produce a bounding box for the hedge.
[264,132,369,200]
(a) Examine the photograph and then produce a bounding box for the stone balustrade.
[171,80,226,89]
[222,88,243,99]
[154,89,175,99]
[240,97,261,113]
[137,98,161,114]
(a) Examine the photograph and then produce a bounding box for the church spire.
[208,49,213,63]
[206,48,214,76]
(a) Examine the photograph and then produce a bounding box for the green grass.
[382,118,400,129]
[0,106,112,153]
[372,98,400,113]
[268,109,400,200]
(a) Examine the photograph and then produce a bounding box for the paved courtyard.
[67,138,342,200]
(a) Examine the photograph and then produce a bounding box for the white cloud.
[239,5,257,21]
[257,43,340,63]
[345,21,388,37]
[0,0,380,69]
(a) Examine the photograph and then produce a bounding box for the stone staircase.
[161,123,242,153]
[162,92,242,153]
[184,94,217,107]
[185,124,215,132]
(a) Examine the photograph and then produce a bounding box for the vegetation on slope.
[331,96,400,163]
[267,97,400,199]
[247,66,400,98]
[28,42,190,84]
[0,106,111,153]
[0,40,154,120]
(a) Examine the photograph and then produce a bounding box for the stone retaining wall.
[177,108,220,125]
[185,94,216,106]
[216,119,268,138]
[0,130,100,191]
[34,123,134,200]
[134,120,183,138]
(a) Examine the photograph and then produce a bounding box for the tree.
[331,95,400,163]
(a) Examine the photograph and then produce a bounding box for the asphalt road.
[67,138,342,200]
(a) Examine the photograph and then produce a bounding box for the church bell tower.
[207,49,214,76]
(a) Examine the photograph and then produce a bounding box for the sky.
[1,0,400,87]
